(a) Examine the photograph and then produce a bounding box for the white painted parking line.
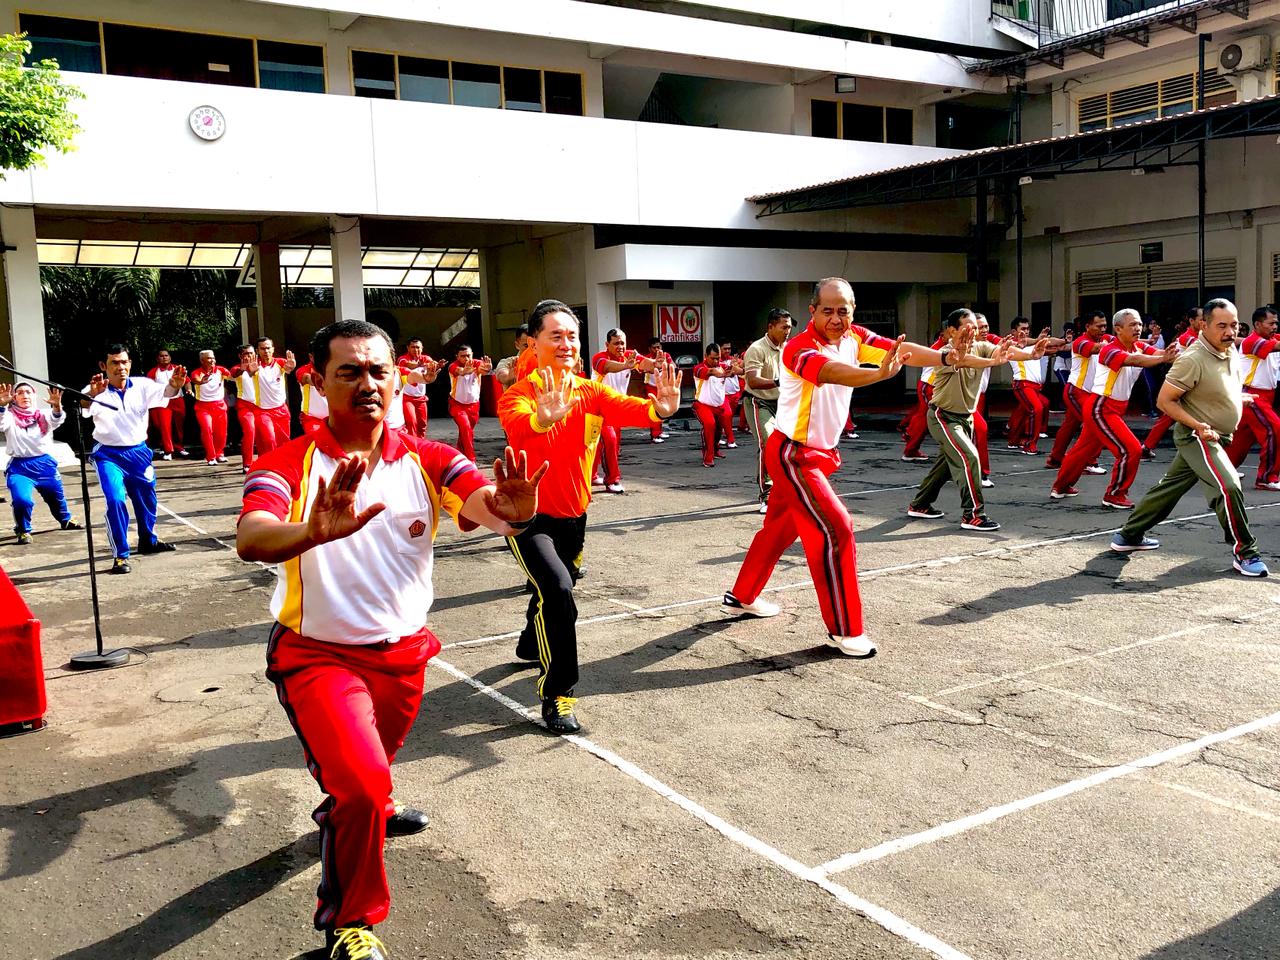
[430,655,974,960]
[814,708,1280,877]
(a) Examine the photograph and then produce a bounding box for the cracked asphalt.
[1,417,1278,960]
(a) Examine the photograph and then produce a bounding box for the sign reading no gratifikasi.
[659,305,702,343]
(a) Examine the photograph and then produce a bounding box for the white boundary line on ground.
[440,502,1280,650]
[814,708,1280,878]
[429,656,974,960]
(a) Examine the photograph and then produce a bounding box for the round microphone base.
[69,648,131,670]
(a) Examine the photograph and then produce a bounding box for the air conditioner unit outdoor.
[1216,35,1271,74]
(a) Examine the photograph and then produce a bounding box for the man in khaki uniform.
[1112,298,1269,577]
[907,309,1044,532]
[742,308,793,513]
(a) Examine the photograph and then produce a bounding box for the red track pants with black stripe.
[731,432,862,638]
[266,624,438,930]
[1225,387,1280,484]
[401,395,429,438]
[902,381,933,457]
[1008,380,1049,451]
[1048,385,1092,465]
[1055,394,1142,498]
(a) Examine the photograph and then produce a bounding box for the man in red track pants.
[643,336,674,443]
[237,319,545,960]
[692,343,733,467]
[448,345,491,462]
[1226,305,1280,490]
[296,355,328,434]
[250,337,296,451]
[901,334,944,462]
[397,338,435,438]
[723,278,947,657]
[1051,309,1175,508]
[189,350,231,465]
[1142,307,1203,458]
[147,349,189,460]
[231,345,259,473]
[1047,311,1111,472]
[590,329,653,490]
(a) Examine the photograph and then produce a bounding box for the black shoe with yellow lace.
[325,925,388,960]
[541,695,581,735]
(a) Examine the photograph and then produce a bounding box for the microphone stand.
[0,357,128,670]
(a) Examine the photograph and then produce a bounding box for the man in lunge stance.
[723,278,953,658]
[907,310,1045,533]
[643,336,674,444]
[238,319,546,960]
[590,329,654,492]
[1111,299,1269,577]
[1047,310,1111,476]
[499,300,681,733]
[1141,306,1204,459]
[743,308,793,513]
[1049,309,1175,508]
[1225,305,1280,491]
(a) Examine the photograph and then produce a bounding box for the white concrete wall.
[0,73,965,231]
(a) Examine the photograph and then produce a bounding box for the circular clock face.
[189,105,226,141]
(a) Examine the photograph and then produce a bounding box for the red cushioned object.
[0,566,46,728]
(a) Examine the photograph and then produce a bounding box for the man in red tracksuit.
[692,344,734,467]
[590,330,654,491]
[147,349,189,460]
[1141,307,1204,458]
[643,336,674,443]
[237,318,545,960]
[901,333,945,462]
[1047,311,1111,473]
[189,350,232,465]
[447,345,491,462]
[397,339,435,438]
[1226,305,1280,490]
[1051,309,1175,508]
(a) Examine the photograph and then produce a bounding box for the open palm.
[534,367,575,428]
[306,456,386,546]
[485,446,549,522]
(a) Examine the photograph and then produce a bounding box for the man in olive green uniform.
[907,308,1045,532]
[1112,298,1269,577]
[742,308,793,513]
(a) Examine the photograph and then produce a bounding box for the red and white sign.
[659,304,702,342]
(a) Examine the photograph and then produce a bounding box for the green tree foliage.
[0,33,82,175]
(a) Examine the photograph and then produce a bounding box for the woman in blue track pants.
[0,382,79,545]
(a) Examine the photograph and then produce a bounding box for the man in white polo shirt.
[742,308,792,512]
[251,336,296,451]
[237,319,546,960]
[82,343,186,574]
[448,344,492,462]
[188,349,232,465]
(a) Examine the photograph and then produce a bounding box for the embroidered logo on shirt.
[408,519,427,539]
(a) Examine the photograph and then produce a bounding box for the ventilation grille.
[1077,68,1236,131]
[1077,258,1236,295]
[1272,252,1280,282]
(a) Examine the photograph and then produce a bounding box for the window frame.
[810,97,913,145]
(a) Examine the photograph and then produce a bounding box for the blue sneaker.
[1110,533,1159,553]
[1233,556,1269,577]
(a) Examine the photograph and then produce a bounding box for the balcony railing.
[992,0,1199,45]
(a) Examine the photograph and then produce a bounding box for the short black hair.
[606,328,624,342]
[767,308,792,325]
[529,299,576,336]
[103,343,129,360]
[516,324,529,336]
[809,277,852,306]
[310,319,394,375]
[705,341,720,355]
[237,343,254,354]
[1010,316,1030,331]
[1185,305,1204,320]
[455,343,472,356]
[1203,298,1235,319]
[254,337,273,347]
[1251,305,1277,324]
[1085,310,1107,323]
[407,337,423,347]
[943,308,974,330]
[648,336,662,348]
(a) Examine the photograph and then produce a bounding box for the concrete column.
[1236,219,1260,318]
[329,215,365,323]
[477,248,496,356]
[897,284,930,388]
[0,206,48,384]
[253,242,285,346]
[582,227,616,350]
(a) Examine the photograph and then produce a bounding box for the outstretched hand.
[533,366,575,428]
[168,365,189,390]
[283,350,297,373]
[878,336,909,380]
[47,386,62,411]
[651,361,683,417]
[485,446,548,523]
[87,374,108,398]
[0,383,10,406]
[990,335,1016,364]
[305,456,386,546]
[1030,334,1050,359]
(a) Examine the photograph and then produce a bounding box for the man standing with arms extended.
[188,349,232,465]
[238,319,546,960]
[499,300,681,733]
[1112,299,1268,577]
[447,345,491,462]
[1047,310,1111,474]
[590,328,654,492]
[742,308,792,514]
[1225,305,1280,490]
[642,336,674,444]
[82,344,186,574]
[396,338,436,437]
[1141,306,1204,459]
[247,337,296,451]
[722,279,957,657]
[146,348,189,461]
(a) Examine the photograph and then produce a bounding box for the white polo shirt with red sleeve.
[251,358,290,410]
[1091,339,1159,401]
[449,362,483,404]
[192,366,231,402]
[775,321,895,451]
[240,425,488,644]
[592,350,634,394]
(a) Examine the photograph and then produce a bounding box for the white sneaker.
[206,459,217,466]
[827,634,877,657]
[981,477,995,488]
[605,482,624,494]
[651,437,665,444]
[592,475,603,486]
[216,456,229,464]
[1084,465,1107,475]
[844,432,859,440]
[726,442,738,449]
[758,501,768,514]
[1256,481,1280,491]
[718,439,727,447]
[160,453,173,461]
[1039,432,1049,438]
[1236,470,1246,479]
[721,592,780,618]
[660,431,671,439]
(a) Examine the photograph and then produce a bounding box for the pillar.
[0,206,48,384]
[253,241,285,346]
[1236,214,1259,318]
[582,227,616,350]
[329,215,365,323]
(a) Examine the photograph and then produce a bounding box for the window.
[452,61,501,108]
[1077,68,1236,132]
[19,14,101,73]
[257,40,324,93]
[544,71,584,116]
[103,24,255,87]
[352,51,396,99]
[503,67,542,111]
[399,57,449,104]
[811,99,913,144]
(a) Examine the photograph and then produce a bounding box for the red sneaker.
[1049,486,1079,499]
[1102,494,1135,510]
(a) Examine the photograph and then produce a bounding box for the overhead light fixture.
[834,75,857,94]
[1131,168,1145,176]
[1018,175,1034,186]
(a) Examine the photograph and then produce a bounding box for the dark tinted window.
[20,14,101,73]
[504,67,542,111]
[452,61,501,108]
[811,99,837,138]
[352,50,396,99]
[399,57,449,104]
[841,102,883,142]
[103,24,254,87]
[544,71,584,115]
[885,107,913,145]
[257,40,324,93]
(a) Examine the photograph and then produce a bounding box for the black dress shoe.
[385,803,429,837]
[137,538,176,555]
[326,926,388,960]
[542,695,581,735]
[110,557,131,574]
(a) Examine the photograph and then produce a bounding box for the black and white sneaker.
[906,505,945,519]
[722,591,780,618]
[960,516,1001,532]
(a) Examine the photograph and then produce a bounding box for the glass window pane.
[257,40,325,93]
[452,61,501,108]
[103,23,254,86]
[399,56,449,104]
[811,99,838,139]
[885,107,913,145]
[841,103,884,143]
[504,67,542,111]
[20,14,102,74]
[352,50,396,99]
[544,70,584,115]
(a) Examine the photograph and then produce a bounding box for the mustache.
[354,392,383,406]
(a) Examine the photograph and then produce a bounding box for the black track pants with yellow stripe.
[507,513,587,701]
